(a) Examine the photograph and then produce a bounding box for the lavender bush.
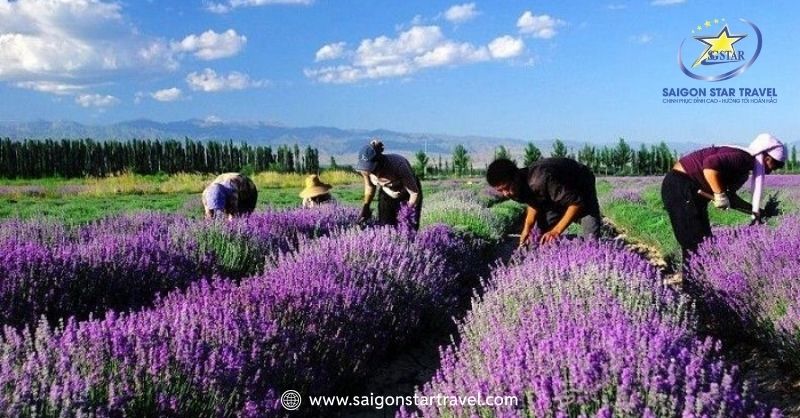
[0,224,472,417]
[400,239,779,418]
[688,216,800,368]
[0,207,357,329]
[421,190,507,241]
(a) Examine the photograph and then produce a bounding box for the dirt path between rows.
[338,236,519,418]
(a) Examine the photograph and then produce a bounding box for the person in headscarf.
[299,174,335,208]
[355,139,423,230]
[202,172,258,219]
[661,133,786,262]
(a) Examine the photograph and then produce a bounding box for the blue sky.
[0,0,797,145]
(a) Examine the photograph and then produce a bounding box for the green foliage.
[0,137,322,179]
[413,150,430,179]
[494,145,513,162]
[551,139,569,158]
[452,144,470,177]
[523,142,542,166]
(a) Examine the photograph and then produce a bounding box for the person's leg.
[580,212,602,239]
[661,171,711,262]
[412,178,423,230]
[537,209,562,232]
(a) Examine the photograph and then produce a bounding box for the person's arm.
[702,168,730,209]
[540,204,581,244]
[728,192,753,213]
[360,172,376,221]
[519,205,538,247]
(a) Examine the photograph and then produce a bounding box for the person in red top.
[661,133,786,262]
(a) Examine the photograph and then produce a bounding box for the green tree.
[551,139,568,158]
[577,144,596,171]
[612,137,632,174]
[413,150,430,179]
[523,142,542,166]
[452,144,470,177]
[494,145,513,161]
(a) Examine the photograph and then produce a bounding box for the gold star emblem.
[692,25,746,68]
[705,20,711,27]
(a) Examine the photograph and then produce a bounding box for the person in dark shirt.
[486,157,602,247]
[661,133,786,262]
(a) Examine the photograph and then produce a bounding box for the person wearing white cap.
[661,133,786,263]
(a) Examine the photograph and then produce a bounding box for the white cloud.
[186,68,267,92]
[651,0,685,5]
[488,36,524,59]
[517,11,565,39]
[315,42,346,62]
[305,25,520,84]
[75,93,119,108]
[206,0,312,14]
[0,0,176,80]
[444,3,479,24]
[14,81,89,95]
[173,29,246,60]
[630,33,654,44]
[151,87,183,102]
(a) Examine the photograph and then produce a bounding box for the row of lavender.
[688,216,800,369]
[0,224,476,416]
[0,189,513,416]
[401,238,780,417]
[0,206,357,328]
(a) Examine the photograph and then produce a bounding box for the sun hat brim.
[299,185,332,198]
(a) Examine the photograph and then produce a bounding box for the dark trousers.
[661,170,711,261]
[378,179,423,230]
[537,208,602,239]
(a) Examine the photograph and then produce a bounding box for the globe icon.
[281,390,302,411]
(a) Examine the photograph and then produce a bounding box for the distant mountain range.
[0,119,760,165]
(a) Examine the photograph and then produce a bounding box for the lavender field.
[0,175,799,417]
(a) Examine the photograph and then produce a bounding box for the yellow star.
[705,20,711,27]
[692,25,746,68]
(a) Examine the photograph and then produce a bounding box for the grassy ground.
[0,175,482,224]
[601,183,765,262]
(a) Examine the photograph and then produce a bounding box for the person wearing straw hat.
[355,139,423,230]
[202,172,258,220]
[661,133,786,262]
[300,174,335,208]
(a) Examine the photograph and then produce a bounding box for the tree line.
[0,138,320,178]
[412,138,800,178]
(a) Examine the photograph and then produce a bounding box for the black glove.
[358,204,372,223]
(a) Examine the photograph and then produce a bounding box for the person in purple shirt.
[661,133,786,264]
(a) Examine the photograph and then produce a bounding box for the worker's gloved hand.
[713,192,730,209]
[358,204,372,223]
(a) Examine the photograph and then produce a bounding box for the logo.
[280,390,302,411]
[678,18,762,81]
